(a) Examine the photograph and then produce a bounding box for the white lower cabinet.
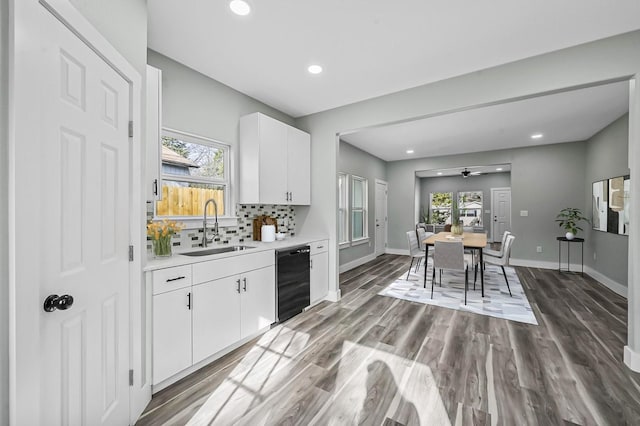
[152,251,276,386]
[310,240,329,304]
[192,265,275,365]
[192,275,242,365]
[152,286,192,385]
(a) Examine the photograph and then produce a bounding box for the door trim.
[375,179,388,256]
[8,1,145,424]
[490,187,511,243]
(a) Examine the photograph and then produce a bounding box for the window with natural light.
[458,191,483,226]
[338,173,349,244]
[430,192,452,225]
[156,129,229,218]
[351,175,368,241]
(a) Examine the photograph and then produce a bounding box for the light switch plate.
[520,210,529,217]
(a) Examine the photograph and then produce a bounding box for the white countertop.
[144,235,329,272]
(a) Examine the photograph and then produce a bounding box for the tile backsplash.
[146,203,296,253]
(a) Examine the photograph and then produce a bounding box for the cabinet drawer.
[152,265,193,295]
[193,250,275,284]
[310,240,328,255]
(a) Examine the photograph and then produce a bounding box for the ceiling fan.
[461,168,483,178]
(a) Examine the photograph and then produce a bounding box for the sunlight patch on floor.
[185,326,310,425]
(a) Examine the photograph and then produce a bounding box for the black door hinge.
[128,121,134,138]
[129,369,134,386]
[129,245,134,262]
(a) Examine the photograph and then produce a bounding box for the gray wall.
[387,142,586,263]
[70,0,148,75]
[148,49,295,150]
[419,173,511,230]
[584,114,630,285]
[296,30,640,298]
[147,50,297,212]
[338,141,387,266]
[1,0,8,422]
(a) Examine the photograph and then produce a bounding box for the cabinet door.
[240,266,276,339]
[310,251,329,304]
[152,287,192,385]
[287,126,311,205]
[145,65,162,201]
[192,276,242,364]
[258,115,288,204]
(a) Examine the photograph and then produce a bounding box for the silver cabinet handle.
[236,279,241,293]
[243,277,247,292]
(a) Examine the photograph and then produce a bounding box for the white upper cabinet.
[145,65,163,201]
[239,113,310,205]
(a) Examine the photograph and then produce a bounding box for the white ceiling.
[147,1,640,118]
[341,81,629,161]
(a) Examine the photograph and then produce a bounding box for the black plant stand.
[557,236,584,275]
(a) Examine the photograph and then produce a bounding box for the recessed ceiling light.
[531,133,544,139]
[436,172,443,176]
[496,167,503,171]
[229,0,251,16]
[308,64,323,74]
[406,149,414,154]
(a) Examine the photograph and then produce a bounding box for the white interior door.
[375,180,388,256]
[492,188,512,242]
[13,4,131,424]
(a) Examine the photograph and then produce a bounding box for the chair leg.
[415,258,421,273]
[474,264,477,290]
[500,265,512,296]
[439,269,442,286]
[406,257,414,281]
[465,267,468,305]
[431,269,435,299]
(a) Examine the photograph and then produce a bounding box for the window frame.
[429,191,453,225]
[351,175,369,244]
[457,190,483,227]
[155,127,236,226]
[338,173,350,248]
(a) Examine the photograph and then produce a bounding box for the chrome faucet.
[202,198,219,247]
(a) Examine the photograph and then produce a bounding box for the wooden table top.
[423,232,487,249]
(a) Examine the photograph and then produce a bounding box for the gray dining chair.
[432,240,473,304]
[484,234,515,296]
[416,228,434,271]
[405,231,425,280]
[485,230,511,257]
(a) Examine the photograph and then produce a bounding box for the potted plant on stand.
[555,207,589,240]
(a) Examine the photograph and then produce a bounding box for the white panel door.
[152,288,193,384]
[310,252,329,304]
[287,126,311,205]
[192,276,242,365]
[240,266,276,339]
[258,115,288,204]
[16,6,131,424]
[375,181,388,256]
[492,189,512,242]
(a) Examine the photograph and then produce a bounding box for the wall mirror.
[592,175,630,235]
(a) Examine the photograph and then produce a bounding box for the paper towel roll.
[261,225,276,242]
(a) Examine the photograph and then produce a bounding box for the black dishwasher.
[276,245,311,323]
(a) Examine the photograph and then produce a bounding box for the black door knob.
[43,294,74,312]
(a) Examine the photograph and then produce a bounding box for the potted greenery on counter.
[556,207,589,240]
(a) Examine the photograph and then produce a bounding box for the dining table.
[423,231,488,297]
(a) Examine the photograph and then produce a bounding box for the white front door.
[375,180,388,256]
[492,188,512,242]
[12,3,131,424]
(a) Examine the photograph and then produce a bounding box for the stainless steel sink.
[180,245,256,257]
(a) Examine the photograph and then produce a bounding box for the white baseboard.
[385,248,410,256]
[583,266,627,298]
[625,346,640,372]
[326,289,341,302]
[339,253,377,273]
[509,258,627,298]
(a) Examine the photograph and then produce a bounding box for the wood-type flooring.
[137,254,640,425]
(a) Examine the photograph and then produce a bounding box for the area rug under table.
[379,260,538,325]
